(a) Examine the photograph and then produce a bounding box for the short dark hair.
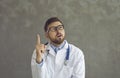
[44,17,64,32]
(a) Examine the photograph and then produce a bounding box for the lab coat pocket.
[62,65,73,78]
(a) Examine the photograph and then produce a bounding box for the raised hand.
[35,34,46,63]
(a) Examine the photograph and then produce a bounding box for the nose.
[56,27,62,33]
[54,27,60,33]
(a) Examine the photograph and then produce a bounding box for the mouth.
[56,34,63,39]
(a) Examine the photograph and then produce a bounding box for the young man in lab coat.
[31,17,85,78]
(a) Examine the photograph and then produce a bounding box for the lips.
[56,33,63,38]
[57,33,62,37]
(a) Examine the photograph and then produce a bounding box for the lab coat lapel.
[46,43,56,56]
[45,41,69,57]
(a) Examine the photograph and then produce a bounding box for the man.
[31,17,85,78]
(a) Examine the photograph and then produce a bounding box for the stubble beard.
[50,36,65,45]
[53,37,64,44]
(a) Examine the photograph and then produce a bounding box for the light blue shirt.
[50,40,66,53]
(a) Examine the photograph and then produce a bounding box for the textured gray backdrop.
[0,0,120,78]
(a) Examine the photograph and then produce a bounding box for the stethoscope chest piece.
[64,45,70,66]
[64,60,69,66]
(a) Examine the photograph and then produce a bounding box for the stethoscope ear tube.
[66,45,70,60]
[64,45,70,66]
[44,42,48,45]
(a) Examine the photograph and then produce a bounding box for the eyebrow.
[49,25,63,28]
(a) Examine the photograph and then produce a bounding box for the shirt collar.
[46,40,69,56]
[50,40,66,53]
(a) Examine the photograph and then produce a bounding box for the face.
[45,21,65,45]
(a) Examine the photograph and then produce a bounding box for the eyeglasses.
[47,25,64,32]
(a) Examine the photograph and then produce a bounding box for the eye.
[50,27,55,31]
[58,25,63,29]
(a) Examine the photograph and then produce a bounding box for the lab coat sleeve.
[31,49,50,78]
[31,49,45,78]
[72,50,85,78]
[31,49,40,78]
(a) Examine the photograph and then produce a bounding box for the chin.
[53,38,64,44]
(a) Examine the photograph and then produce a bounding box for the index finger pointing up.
[36,34,41,45]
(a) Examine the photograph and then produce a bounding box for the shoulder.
[69,44,84,58]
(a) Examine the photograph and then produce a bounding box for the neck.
[51,42,62,47]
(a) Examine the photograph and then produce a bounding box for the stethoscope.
[64,45,70,65]
[45,42,70,66]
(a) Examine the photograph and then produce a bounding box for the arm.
[31,34,47,78]
[72,51,85,78]
[31,50,41,78]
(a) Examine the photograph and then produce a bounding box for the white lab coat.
[31,41,85,78]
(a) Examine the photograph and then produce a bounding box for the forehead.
[48,21,62,28]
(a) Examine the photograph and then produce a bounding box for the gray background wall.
[0,0,120,78]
